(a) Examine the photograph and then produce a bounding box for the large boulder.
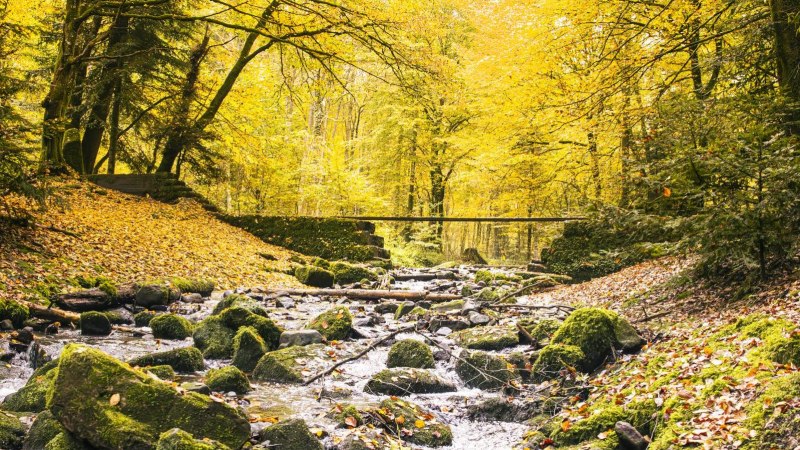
[156,428,230,450]
[135,284,180,308]
[43,432,93,450]
[128,347,205,373]
[550,308,644,372]
[80,311,112,336]
[252,344,329,384]
[134,311,158,327]
[453,325,519,351]
[294,266,334,288]
[329,261,376,284]
[193,307,282,359]
[0,410,26,450]
[47,344,250,450]
[529,344,585,381]
[23,410,64,450]
[258,418,322,450]
[365,368,456,396]
[3,359,59,413]
[375,398,452,447]
[205,366,250,394]
[231,326,267,372]
[149,314,193,340]
[306,307,352,341]
[455,350,519,390]
[386,339,435,369]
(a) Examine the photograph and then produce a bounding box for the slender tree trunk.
[770,0,800,134]
[106,78,122,174]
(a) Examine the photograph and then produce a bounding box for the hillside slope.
[0,180,299,303]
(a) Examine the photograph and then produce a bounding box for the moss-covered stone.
[331,404,362,428]
[530,344,585,381]
[134,310,158,327]
[170,278,215,297]
[376,399,452,447]
[258,418,323,450]
[307,307,352,341]
[156,428,230,450]
[211,294,268,317]
[23,410,64,450]
[145,365,176,381]
[80,311,112,336]
[386,339,435,369]
[294,266,334,288]
[519,318,562,342]
[311,257,331,269]
[3,359,59,412]
[0,410,25,450]
[150,314,193,340]
[206,366,250,394]
[430,299,465,313]
[219,307,282,349]
[43,432,93,450]
[0,299,29,328]
[252,344,328,383]
[550,308,643,372]
[455,350,519,390]
[128,346,205,373]
[47,344,250,450]
[764,332,800,366]
[476,287,500,302]
[232,326,267,372]
[453,325,519,351]
[135,284,180,308]
[193,316,236,359]
[474,270,495,284]
[365,368,456,396]
[549,400,657,448]
[329,261,376,284]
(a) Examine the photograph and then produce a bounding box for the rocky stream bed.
[0,264,648,450]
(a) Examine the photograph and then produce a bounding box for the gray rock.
[279,330,324,348]
[374,302,399,314]
[0,319,14,331]
[469,313,491,326]
[365,368,456,396]
[134,284,179,307]
[247,293,265,301]
[615,421,648,450]
[181,293,204,303]
[275,297,295,308]
[259,418,322,450]
[436,327,453,336]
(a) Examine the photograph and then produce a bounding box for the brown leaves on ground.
[0,179,301,303]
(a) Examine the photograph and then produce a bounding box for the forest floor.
[0,179,299,304]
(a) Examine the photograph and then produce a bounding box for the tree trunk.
[770,0,800,134]
[106,78,123,173]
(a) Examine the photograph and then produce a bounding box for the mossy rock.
[476,287,500,302]
[206,366,250,394]
[551,308,644,372]
[430,299,465,313]
[128,346,205,373]
[145,365,176,381]
[365,368,456,396]
[135,284,181,308]
[331,404,362,428]
[219,307,282,349]
[549,400,657,447]
[259,418,322,450]
[375,398,453,447]
[23,410,64,450]
[329,261,376,284]
[150,314,193,340]
[474,270,495,284]
[211,294,268,317]
[0,410,25,450]
[453,325,519,351]
[252,344,328,384]
[170,278,215,297]
[455,350,519,390]
[386,339,435,369]
[232,326,267,372]
[134,311,158,327]
[0,299,29,328]
[519,318,562,342]
[294,266,334,288]
[80,311,112,336]
[103,309,133,325]
[530,344,585,381]
[193,316,236,359]
[311,257,331,269]
[43,432,93,450]
[307,307,352,341]
[47,344,250,450]
[3,359,59,413]
[156,428,230,450]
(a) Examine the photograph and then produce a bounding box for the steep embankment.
[0,180,299,304]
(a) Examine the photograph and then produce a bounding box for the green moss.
[150,314,193,340]
[134,310,157,327]
[232,326,267,372]
[252,344,325,383]
[145,365,176,381]
[47,344,250,450]
[365,368,455,396]
[128,347,205,373]
[376,399,452,447]
[294,266,335,288]
[332,404,362,428]
[530,344,585,381]
[743,372,800,449]
[259,418,323,450]
[386,339,435,369]
[211,294,268,317]
[0,410,25,450]
[311,257,331,269]
[474,270,494,284]
[43,432,93,450]
[193,316,236,359]
[455,350,519,390]
[2,359,59,412]
[764,336,800,365]
[23,410,65,450]
[520,318,562,342]
[430,299,465,313]
[218,307,282,350]
[0,299,29,328]
[307,307,352,341]
[551,308,643,372]
[79,311,112,336]
[156,428,231,450]
[329,261,377,284]
[476,287,500,302]
[170,278,215,297]
[206,366,250,394]
[453,325,519,351]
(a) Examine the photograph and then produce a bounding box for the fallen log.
[18,300,80,325]
[263,288,461,302]
[391,272,456,281]
[55,288,120,312]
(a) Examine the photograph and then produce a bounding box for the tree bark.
[770,0,800,134]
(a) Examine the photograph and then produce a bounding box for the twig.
[35,223,81,239]
[633,311,670,323]
[486,304,575,313]
[302,325,416,385]
[517,322,537,346]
